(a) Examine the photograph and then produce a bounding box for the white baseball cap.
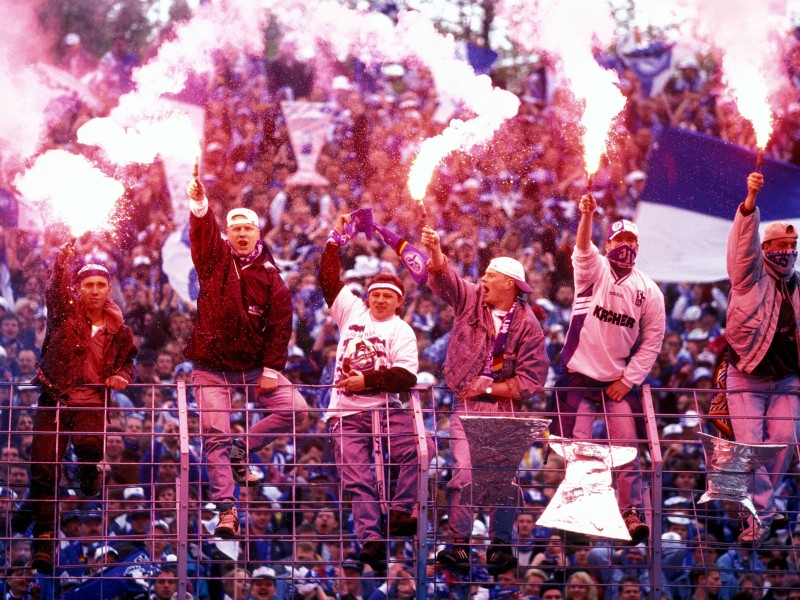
[486,257,532,293]
[226,208,259,229]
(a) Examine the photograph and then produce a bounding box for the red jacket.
[36,250,136,398]
[185,210,292,372]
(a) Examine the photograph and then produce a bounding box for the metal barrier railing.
[0,381,796,599]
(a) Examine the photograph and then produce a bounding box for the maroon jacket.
[36,249,136,399]
[185,209,292,372]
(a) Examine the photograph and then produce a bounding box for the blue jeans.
[193,368,307,506]
[726,363,800,524]
[557,372,644,512]
[447,397,522,543]
[329,405,422,543]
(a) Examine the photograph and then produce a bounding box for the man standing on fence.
[420,226,548,576]
[26,244,137,574]
[725,171,800,546]
[553,193,665,544]
[319,213,422,573]
[186,174,307,539]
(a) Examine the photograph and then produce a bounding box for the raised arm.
[576,193,596,251]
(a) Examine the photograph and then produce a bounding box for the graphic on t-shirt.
[342,339,380,373]
[336,335,388,396]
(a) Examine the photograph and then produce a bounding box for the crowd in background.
[1,20,800,600]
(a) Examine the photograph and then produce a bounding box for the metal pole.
[410,387,430,600]
[176,381,190,599]
[641,384,663,599]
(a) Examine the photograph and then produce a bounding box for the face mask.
[607,243,637,270]
[764,249,798,277]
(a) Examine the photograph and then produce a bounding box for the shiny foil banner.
[460,416,551,506]
[698,432,786,524]
[537,436,638,540]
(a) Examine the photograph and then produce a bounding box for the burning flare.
[14,150,123,237]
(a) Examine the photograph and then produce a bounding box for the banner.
[162,222,198,310]
[636,127,800,282]
[281,101,332,186]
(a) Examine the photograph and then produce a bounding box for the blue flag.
[636,127,800,282]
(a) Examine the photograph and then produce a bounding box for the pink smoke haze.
[14,150,124,237]
[78,112,199,166]
[690,0,789,148]
[266,2,521,202]
[0,0,59,166]
[83,0,266,166]
[500,0,626,175]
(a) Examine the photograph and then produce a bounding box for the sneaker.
[738,522,770,547]
[487,544,517,576]
[214,507,239,539]
[230,439,261,486]
[436,544,471,575]
[359,540,387,572]
[31,533,54,575]
[389,509,417,537]
[79,465,102,497]
[622,509,649,545]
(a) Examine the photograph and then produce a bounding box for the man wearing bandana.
[725,171,800,546]
[421,226,548,576]
[186,177,307,539]
[552,193,665,545]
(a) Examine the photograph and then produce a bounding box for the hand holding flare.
[187,156,205,201]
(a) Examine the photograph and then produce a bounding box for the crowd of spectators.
[1,17,800,600]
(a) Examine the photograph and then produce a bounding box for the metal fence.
[0,381,797,600]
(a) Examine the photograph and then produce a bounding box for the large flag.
[636,127,800,282]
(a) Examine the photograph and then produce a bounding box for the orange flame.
[408,87,519,202]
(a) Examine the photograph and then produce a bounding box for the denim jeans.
[447,396,522,543]
[329,405,421,543]
[193,368,307,506]
[556,372,644,512]
[726,363,800,524]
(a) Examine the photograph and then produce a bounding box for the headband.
[75,264,110,284]
[367,282,403,297]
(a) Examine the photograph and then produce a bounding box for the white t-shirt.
[325,289,419,420]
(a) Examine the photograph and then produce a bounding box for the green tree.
[37,0,174,60]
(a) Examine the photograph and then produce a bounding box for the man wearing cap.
[318,213,422,573]
[22,242,136,574]
[248,566,278,600]
[186,176,307,539]
[725,172,800,546]
[553,193,665,545]
[420,226,548,576]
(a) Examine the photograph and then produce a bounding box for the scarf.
[482,300,518,380]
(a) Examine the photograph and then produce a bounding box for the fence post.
[641,384,663,598]
[411,387,430,600]
[175,381,190,598]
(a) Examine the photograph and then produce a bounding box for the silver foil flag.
[536,436,638,540]
[698,432,786,525]
[460,416,551,506]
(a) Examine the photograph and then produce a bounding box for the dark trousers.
[30,393,104,535]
